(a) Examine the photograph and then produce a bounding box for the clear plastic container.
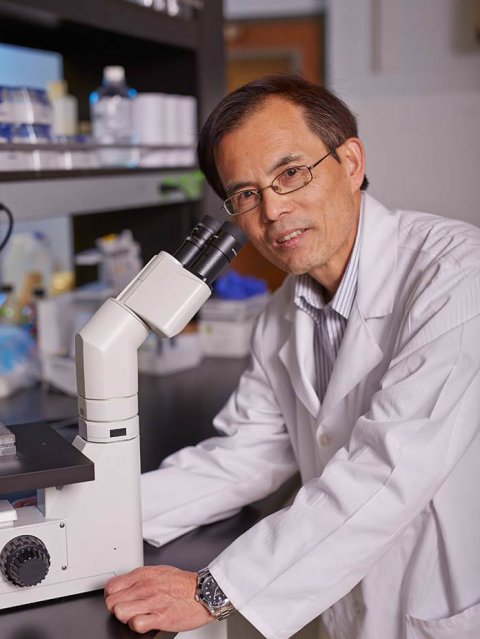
[2,232,54,301]
[90,66,138,167]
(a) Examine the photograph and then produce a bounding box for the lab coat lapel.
[320,194,399,416]
[320,304,383,415]
[279,304,320,418]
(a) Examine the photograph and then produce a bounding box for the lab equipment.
[0,423,16,457]
[0,284,21,325]
[0,215,247,608]
[2,231,54,299]
[75,229,142,293]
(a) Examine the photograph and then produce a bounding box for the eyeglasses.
[223,149,335,217]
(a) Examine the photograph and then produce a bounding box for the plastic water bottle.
[90,66,137,167]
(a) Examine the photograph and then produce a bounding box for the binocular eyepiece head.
[174,215,248,288]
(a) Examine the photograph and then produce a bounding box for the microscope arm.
[75,218,246,443]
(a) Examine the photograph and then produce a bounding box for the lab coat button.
[319,433,330,446]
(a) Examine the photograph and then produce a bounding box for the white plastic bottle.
[90,66,137,167]
[47,80,78,139]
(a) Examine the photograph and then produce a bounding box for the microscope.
[0,216,246,608]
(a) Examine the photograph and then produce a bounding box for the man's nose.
[260,187,290,222]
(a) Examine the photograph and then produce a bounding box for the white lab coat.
[142,194,480,639]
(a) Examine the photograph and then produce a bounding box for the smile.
[277,229,305,244]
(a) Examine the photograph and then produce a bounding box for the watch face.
[201,574,227,607]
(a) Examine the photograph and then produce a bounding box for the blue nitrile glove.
[213,270,268,300]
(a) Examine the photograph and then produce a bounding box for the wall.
[326,0,480,224]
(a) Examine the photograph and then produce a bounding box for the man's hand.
[105,565,215,634]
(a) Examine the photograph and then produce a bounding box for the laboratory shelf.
[0,0,223,120]
[0,0,223,220]
[0,168,199,221]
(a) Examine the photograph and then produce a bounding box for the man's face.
[215,97,365,293]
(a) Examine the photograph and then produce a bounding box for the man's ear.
[341,137,366,192]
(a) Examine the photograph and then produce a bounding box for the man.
[104,75,480,639]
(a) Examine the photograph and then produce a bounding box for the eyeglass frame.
[222,148,337,217]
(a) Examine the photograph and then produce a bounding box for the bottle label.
[92,96,132,143]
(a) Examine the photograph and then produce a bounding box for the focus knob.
[0,535,50,587]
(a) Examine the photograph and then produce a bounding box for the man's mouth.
[277,229,305,244]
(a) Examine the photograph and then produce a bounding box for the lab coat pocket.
[406,601,480,639]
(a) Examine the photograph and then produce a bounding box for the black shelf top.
[0,0,199,50]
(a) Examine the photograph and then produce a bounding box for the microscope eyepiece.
[221,221,248,246]
[187,221,248,287]
[173,215,222,267]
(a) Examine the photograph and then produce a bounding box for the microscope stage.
[0,422,94,493]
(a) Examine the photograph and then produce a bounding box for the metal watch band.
[195,568,236,620]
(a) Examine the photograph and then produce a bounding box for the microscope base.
[0,434,143,609]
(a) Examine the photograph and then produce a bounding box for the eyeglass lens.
[226,165,312,216]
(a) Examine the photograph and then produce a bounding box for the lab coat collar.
[279,193,398,418]
[356,192,397,319]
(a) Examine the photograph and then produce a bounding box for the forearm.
[141,429,297,546]
[141,336,298,546]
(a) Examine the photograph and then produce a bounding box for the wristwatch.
[195,567,236,620]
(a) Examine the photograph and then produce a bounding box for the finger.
[110,598,162,624]
[127,604,215,634]
[105,572,175,612]
[128,613,165,634]
[106,583,152,612]
[105,565,175,597]
[105,567,147,597]
[112,595,215,633]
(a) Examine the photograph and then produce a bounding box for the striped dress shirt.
[294,208,364,402]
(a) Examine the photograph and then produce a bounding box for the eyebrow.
[225,153,305,197]
[270,153,304,173]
